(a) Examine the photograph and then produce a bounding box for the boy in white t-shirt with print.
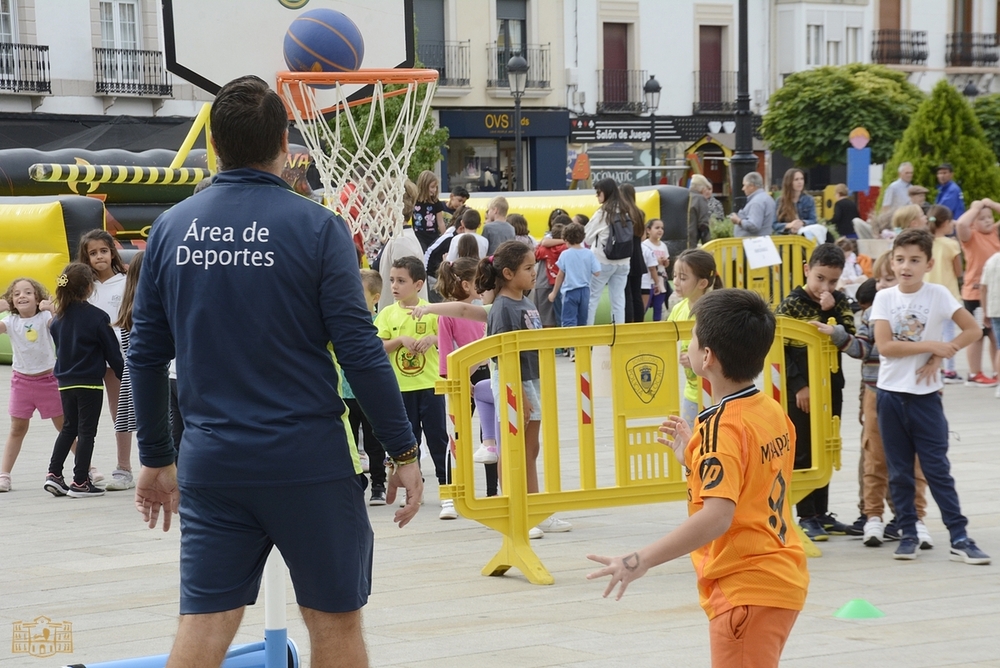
[870,228,990,564]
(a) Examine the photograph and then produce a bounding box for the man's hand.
[819,291,835,311]
[728,212,741,224]
[586,551,649,601]
[135,465,180,532]
[658,414,692,465]
[386,461,423,528]
[917,355,942,384]
[795,386,810,413]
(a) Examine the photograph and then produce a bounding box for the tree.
[883,79,1000,205]
[761,64,924,167]
[973,93,1000,160]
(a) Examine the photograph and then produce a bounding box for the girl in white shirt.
[0,278,62,492]
[640,218,670,321]
[79,230,134,491]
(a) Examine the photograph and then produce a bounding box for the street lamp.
[643,74,661,186]
[963,79,980,98]
[507,54,528,191]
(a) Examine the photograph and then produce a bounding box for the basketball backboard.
[162,0,415,102]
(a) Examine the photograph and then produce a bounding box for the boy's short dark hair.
[855,278,877,308]
[461,208,482,231]
[892,227,934,261]
[210,76,287,170]
[550,222,566,240]
[562,222,586,245]
[391,256,426,282]
[808,243,846,269]
[451,185,470,199]
[691,289,775,383]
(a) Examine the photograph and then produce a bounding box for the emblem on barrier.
[625,354,664,404]
[12,616,73,658]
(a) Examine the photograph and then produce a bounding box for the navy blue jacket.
[51,301,124,387]
[129,168,415,486]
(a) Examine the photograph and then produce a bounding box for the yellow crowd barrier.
[438,316,840,584]
[703,235,816,309]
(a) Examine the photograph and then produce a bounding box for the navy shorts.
[178,475,373,615]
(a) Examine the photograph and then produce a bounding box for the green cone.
[834,599,885,619]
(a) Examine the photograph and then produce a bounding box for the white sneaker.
[473,445,498,464]
[995,385,1000,399]
[528,526,544,539]
[439,499,458,520]
[0,473,10,492]
[358,450,370,473]
[104,469,135,491]
[538,516,572,533]
[863,516,884,547]
[916,520,934,550]
[397,491,424,507]
[89,466,105,484]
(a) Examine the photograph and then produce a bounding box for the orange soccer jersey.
[685,386,809,620]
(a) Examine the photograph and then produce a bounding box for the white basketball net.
[280,77,437,262]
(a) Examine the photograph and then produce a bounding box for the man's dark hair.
[563,222,586,245]
[893,227,934,261]
[808,243,846,269]
[461,208,482,231]
[691,289,775,383]
[451,185,470,199]
[392,255,426,282]
[210,76,287,170]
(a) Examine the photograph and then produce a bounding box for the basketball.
[283,8,365,75]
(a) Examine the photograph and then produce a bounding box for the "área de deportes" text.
[175,219,275,268]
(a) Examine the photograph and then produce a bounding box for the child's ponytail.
[677,249,722,291]
[437,257,478,302]
[475,240,530,295]
[54,263,95,317]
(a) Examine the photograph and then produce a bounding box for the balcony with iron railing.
[94,48,172,96]
[0,43,51,94]
[693,70,736,113]
[597,69,646,114]
[417,40,470,88]
[486,43,551,90]
[871,30,929,66]
[946,33,1000,67]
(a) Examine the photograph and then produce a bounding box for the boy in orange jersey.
[588,289,808,668]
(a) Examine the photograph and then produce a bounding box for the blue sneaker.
[883,520,900,542]
[950,538,991,565]
[893,536,919,560]
[800,517,829,542]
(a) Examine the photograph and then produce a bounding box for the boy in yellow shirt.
[588,289,808,667]
[375,256,453,518]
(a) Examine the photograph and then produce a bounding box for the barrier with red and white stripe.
[771,363,782,404]
[701,377,712,412]
[506,383,519,436]
[447,411,457,457]
[580,372,592,425]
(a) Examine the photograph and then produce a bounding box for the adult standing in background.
[935,163,966,219]
[728,172,774,238]
[481,196,514,254]
[620,183,648,323]
[773,168,817,235]
[687,174,713,246]
[881,162,914,212]
[585,178,632,325]
[829,184,861,239]
[908,185,932,215]
[128,75,422,668]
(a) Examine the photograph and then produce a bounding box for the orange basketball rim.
[276,68,439,119]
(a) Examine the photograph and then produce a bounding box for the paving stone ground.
[1,350,998,667]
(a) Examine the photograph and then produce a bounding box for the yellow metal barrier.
[703,236,816,309]
[438,316,840,584]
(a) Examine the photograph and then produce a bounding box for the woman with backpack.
[585,178,633,325]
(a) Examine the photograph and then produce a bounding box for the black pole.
[514,93,523,191]
[729,0,757,212]
[649,112,657,186]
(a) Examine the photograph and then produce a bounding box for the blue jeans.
[561,286,589,327]
[877,389,968,544]
[587,261,630,325]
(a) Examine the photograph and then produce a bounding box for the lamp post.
[729,0,757,212]
[644,74,661,186]
[507,54,528,191]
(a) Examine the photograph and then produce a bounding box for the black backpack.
[603,207,634,260]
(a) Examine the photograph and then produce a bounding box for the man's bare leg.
[300,607,367,668]
[166,608,244,668]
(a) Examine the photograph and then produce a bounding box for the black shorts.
[962,299,994,335]
[178,475,373,614]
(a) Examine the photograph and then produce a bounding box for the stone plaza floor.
[1,349,999,667]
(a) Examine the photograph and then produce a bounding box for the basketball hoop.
[277,69,438,261]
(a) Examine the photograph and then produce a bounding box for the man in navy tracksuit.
[129,76,423,667]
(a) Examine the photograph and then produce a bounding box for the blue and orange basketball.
[283,8,365,75]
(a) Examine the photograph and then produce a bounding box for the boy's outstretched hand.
[586,551,649,600]
[658,415,692,465]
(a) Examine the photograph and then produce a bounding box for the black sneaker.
[800,517,829,542]
[851,515,867,535]
[43,474,69,497]
[369,487,386,506]
[820,512,863,536]
[67,480,105,498]
[950,538,991,565]
[883,520,900,542]
[893,536,919,560]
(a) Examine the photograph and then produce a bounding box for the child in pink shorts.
[0,278,64,492]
